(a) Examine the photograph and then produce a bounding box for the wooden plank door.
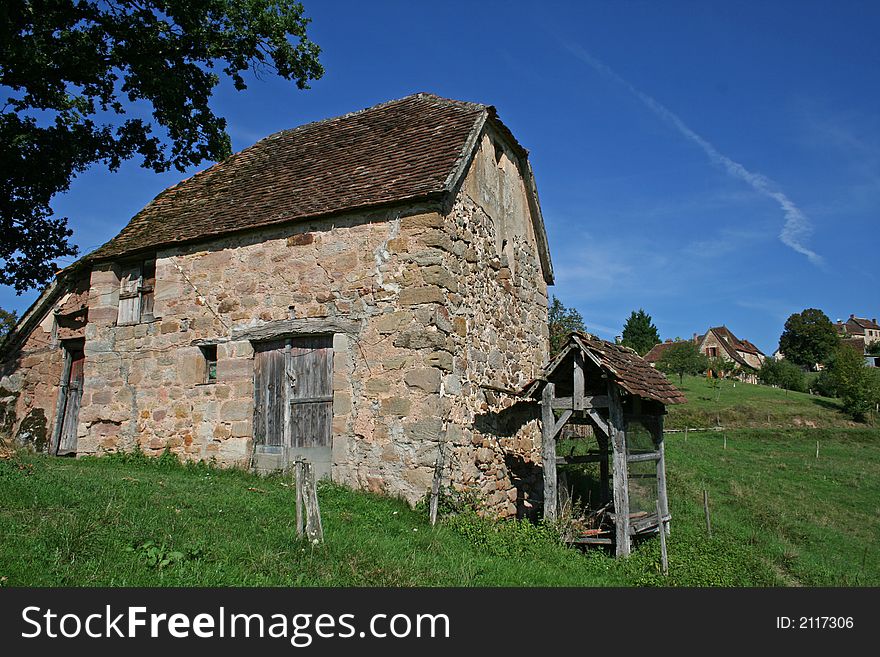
[253,339,286,446]
[57,345,84,455]
[287,335,333,449]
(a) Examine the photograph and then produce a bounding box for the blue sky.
[3,1,879,354]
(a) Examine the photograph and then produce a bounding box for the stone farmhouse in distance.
[0,93,555,517]
[644,325,766,383]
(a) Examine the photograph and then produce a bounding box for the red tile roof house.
[0,93,556,517]
[696,326,766,383]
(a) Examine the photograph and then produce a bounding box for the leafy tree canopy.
[620,308,660,356]
[548,295,585,357]
[1,0,323,293]
[828,342,880,421]
[758,357,806,393]
[656,341,708,385]
[778,309,838,369]
[0,307,18,340]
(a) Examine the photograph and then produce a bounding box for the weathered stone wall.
[2,125,551,518]
[0,306,65,451]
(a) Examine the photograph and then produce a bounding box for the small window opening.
[200,344,218,383]
[117,257,156,325]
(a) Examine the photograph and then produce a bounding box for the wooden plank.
[626,451,662,463]
[50,346,74,455]
[551,395,609,410]
[703,489,712,538]
[657,501,668,575]
[573,350,585,411]
[287,335,333,449]
[57,348,84,456]
[570,537,613,546]
[542,382,558,522]
[608,383,630,557]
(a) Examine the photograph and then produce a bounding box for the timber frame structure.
[524,333,686,556]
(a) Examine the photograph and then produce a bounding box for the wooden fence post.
[608,384,630,557]
[294,460,304,538]
[542,382,558,522]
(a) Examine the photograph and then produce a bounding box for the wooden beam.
[232,317,361,342]
[573,350,585,410]
[552,409,572,438]
[551,395,609,410]
[626,451,662,463]
[586,409,610,437]
[608,383,630,557]
[542,382,558,522]
[555,453,606,465]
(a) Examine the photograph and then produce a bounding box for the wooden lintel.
[626,451,662,463]
[232,317,361,342]
[551,395,609,410]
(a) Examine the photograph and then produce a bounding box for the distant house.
[835,315,880,347]
[643,339,686,366]
[840,336,879,368]
[695,326,766,383]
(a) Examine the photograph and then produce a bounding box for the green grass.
[1,426,878,587]
[665,375,857,430]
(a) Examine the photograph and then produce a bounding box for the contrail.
[564,43,822,266]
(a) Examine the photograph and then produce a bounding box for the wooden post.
[598,434,610,505]
[607,384,630,557]
[723,433,727,450]
[294,460,304,538]
[302,461,324,544]
[703,489,712,538]
[429,442,444,526]
[656,418,670,536]
[573,351,585,411]
[657,500,668,575]
[542,382,558,522]
[684,426,688,443]
[816,440,819,460]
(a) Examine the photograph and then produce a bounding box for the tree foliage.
[828,343,880,421]
[0,307,18,340]
[868,341,880,356]
[778,309,838,370]
[758,358,806,393]
[620,308,660,356]
[548,295,585,357]
[1,0,323,292]
[656,341,708,385]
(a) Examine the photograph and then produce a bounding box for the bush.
[813,369,838,398]
[758,358,806,392]
[831,344,880,421]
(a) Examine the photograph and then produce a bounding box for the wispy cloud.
[562,42,823,267]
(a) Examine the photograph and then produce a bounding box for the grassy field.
[665,374,858,430]
[1,421,878,586]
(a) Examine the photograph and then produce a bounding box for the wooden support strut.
[542,382,559,522]
[607,383,631,557]
[656,415,670,536]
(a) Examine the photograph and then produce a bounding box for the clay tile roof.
[86,93,491,262]
[842,337,866,354]
[850,317,880,330]
[643,341,680,363]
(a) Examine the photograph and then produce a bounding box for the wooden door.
[253,339,287,446]
[57,345,84,455]
[287,335,333,449]
[253,335,333,450]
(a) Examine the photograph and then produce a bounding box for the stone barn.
[0,93,554,517]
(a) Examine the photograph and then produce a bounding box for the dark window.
[200,344,218,383]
